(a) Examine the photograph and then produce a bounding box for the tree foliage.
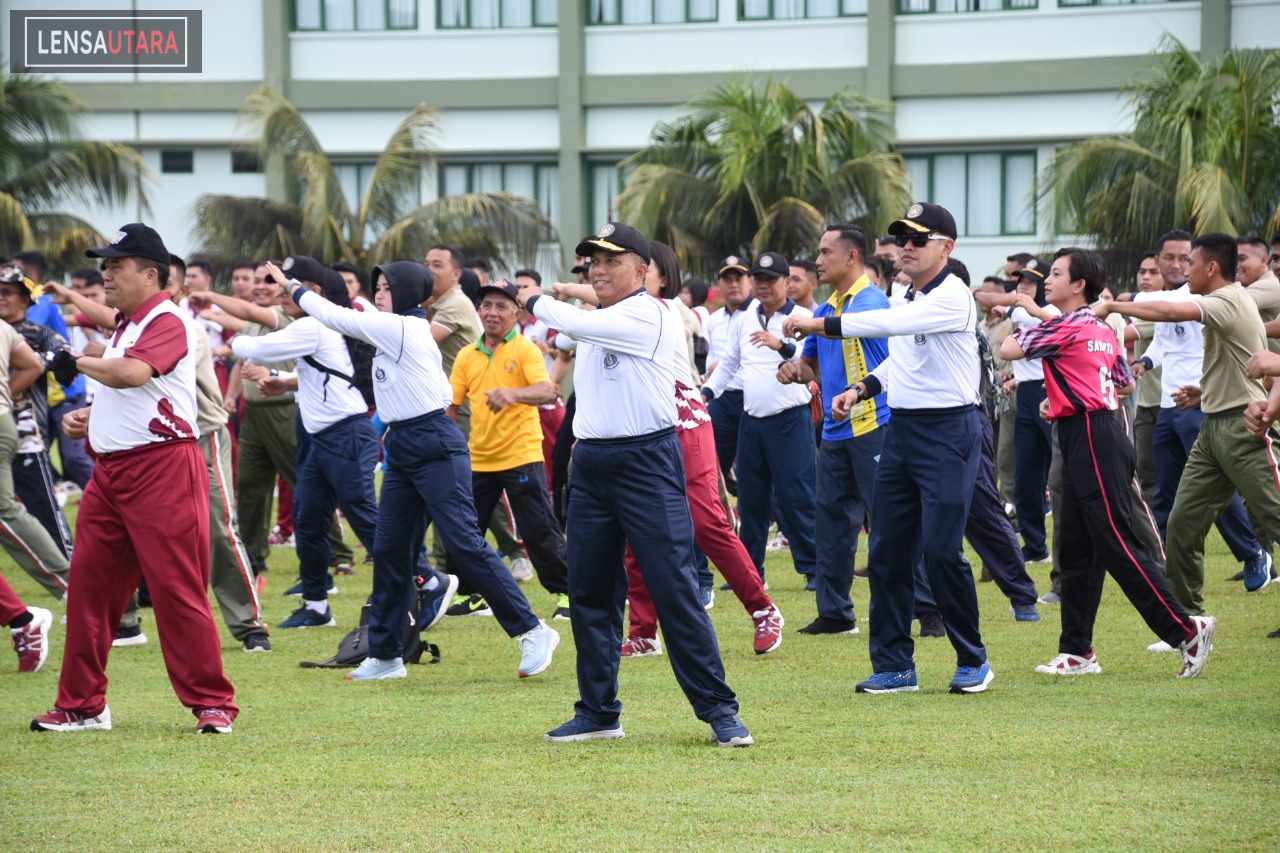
[0,74,150,272]
[616,80,910,278]
[193,86,554,271]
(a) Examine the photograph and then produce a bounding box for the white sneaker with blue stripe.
[517,619,559,678]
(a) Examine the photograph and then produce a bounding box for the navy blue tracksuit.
[1014,379,1053,558]
[967,412,1040,606]
[868,407,988,672]
[568,429,737,725]
[296,414,380,602]
[707,388,744,483]
[814,429,882,623]
[368,412,539,660]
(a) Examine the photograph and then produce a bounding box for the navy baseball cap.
[1015,258,1049,282]
[575,222,651,265]
[86,223,170,266]
[750,252,789,279]
[477,280,520,304]
[281,254,330,286]
[718,255,749,277]
[888,202,959,240]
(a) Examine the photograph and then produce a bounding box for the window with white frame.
[902,151,1036,237]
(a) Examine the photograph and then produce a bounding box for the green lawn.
[2,512,1277,851]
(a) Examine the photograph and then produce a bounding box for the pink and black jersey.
[1012,306,1132,420]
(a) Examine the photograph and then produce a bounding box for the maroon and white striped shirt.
[1013,306,1132,420]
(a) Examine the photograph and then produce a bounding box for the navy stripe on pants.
[368,412,538,660]
[568,429,737,725]
[814,429,882,623]
[1151,404,1260,562]
[966,412,1039,606]
[736,404,818,578]
[296,414,380,602]
[868,407,988,673]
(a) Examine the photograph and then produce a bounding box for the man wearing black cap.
[702,255,754,486]
[784,202,994,695]
[32,223,238,734]
[286,259,559,682]
[448,280,570,619]
[234,259,383,632]
[703,251,818,590]
[520,222,750,747]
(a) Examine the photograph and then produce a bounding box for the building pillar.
[556,0,587,269]
[262,0,291,202]
[866,0,895,104]
[1199,0,1231,61]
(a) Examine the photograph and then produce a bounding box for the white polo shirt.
[529,289,680,440]
[295,290,449,423]
[834,271,979,411]
[1135,285,1204,407]
[704,298,754,393]
[89,292,201,453]
[232,315,368,433]
[1008,304,1061,383]
[703,299,813,418]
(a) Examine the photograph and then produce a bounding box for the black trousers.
[551,394,576,528]
[1057,411,1196,655]
[453,462,569,597]
[14,450,73,558]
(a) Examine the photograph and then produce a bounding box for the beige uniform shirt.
[1199,283,1268,413]
[240,307,295,404]
[1132,318,1162,408]
[429,286,482,374]
[1243,270,1280,356]
[193,331,229,435]
[0,322,22,416]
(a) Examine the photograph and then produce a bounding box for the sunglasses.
[895,232,951,248]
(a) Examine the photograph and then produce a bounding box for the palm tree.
[615,80,910,277]
[0,73,150,271]
[1041,37,1280,275]
[193,86,554,271]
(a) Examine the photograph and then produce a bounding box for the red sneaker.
[196,708,234,734]
[31,706,112,732]
[620,635,662,658]
[752,606,784,655]
[11,606,52,672]
[1178,615,1216,679]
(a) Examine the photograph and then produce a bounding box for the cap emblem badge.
[906,203,924,219]
[726,256,740,266]
[759,256,773,268]
[282,257,295,271]
[110,230,127,245]
[598,223,616,238]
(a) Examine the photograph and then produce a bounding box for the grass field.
[2,510,1278,851]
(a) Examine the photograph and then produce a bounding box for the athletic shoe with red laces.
[752,605,784,655]
[196,708,234,734]
[1035,650,1102,675]
[1177,615,1216,679]
[12,606,52,672]
[620,635,662,658]
[31,706,112,732]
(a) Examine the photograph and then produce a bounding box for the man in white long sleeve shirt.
[784,202,993,696]
[522,222,750,747]
[702,252,817,587]
[233,256,382,631]
[277,259,558,683]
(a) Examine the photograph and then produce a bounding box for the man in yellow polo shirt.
[448,281,570,620]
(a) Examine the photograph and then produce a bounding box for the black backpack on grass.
[300,579,441,669]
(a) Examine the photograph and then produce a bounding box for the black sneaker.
[796,616,859,635]
[111,623,147,647]
[1267,627,1280,639]
[1227,570,1245,581]
[242,632,271,653]
[445,593,492,617]
[284,575,337,596]
[918,612,946,638]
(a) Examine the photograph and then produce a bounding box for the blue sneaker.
[949,661,994,694]
[277,605,336,629]
[1011,603,1040,622]
[700,587,715,610]
[545,717,625,742]
[284,575,336,597]
[1243,550,1273,593]
[517,619,559,678]
[855,670,918,693]
[804,576,816,592]
[419,572,459,632]
[709,714,754,747]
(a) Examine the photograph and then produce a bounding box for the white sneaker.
[1147,640,1176,652]
[31,705,112,732]
[1177,615,1216,679]
[765,532,790,551]
[509,556,534,582]
[347,657,407,681]
[517,619,559,678]
[1035,651,1102,675]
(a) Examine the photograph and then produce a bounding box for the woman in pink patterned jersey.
[1000,247,1215,680]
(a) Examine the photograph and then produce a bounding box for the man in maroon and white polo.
[31,223,238,734]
